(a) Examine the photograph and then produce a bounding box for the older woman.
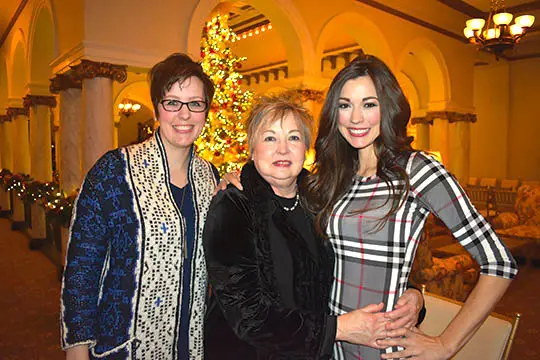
[203,94,421,359]
[61,53,218,360]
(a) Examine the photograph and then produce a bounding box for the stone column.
[411,117,432,151]
[6,106,31,230]
[0,117,3,169]
[0,115,13,217]
[71,60,127,174]
[448,113,477,184]
[427,111,451,169]
[50,72,83,266]
[50,73,83,195]
[23,95,57,248]
[51,60,126,266]
[426,110,476,184]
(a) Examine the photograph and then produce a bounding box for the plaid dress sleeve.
[407,152,518,279]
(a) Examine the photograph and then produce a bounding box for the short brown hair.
[148,53,214,117]
[245,93,313,155]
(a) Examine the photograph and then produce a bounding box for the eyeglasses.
[160,99,208,113]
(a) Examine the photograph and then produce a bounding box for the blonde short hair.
[245,93,313,155]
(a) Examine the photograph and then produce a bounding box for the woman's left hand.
[384,288,423,330]
[213,171,242,195]
[377,327,451,360]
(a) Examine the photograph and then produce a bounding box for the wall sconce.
[118,99,142,117]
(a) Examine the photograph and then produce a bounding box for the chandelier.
[118,99,141,117]
[463,0,535,59]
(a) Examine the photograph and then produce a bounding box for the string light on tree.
[197,14,253,175]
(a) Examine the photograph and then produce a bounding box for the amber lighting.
[463,0,535,59]
[118,99,141,117]
[232,23,273,42]
[430,151,444,165]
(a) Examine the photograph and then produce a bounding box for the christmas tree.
[197,14,253,175]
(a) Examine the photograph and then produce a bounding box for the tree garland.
[197,14,253,176]
[0,168,77,227]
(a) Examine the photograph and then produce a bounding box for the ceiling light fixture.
[118,99,141,117]
[463,0,535,59]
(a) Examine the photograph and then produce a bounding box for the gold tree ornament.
[198,14,253,176]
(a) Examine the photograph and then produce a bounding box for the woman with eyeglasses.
[61,53,219,360]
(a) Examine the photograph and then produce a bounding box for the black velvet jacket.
[204,162,336,359]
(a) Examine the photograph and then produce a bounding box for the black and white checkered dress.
[328,152,517,360]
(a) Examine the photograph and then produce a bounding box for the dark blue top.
[171,182,195,359]
[171,166,218,359]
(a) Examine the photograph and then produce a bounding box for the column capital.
[411,117,433,125]
[448,112,477,123]
[25,82,51,97]
[290,88,325,103]
[7,97,24,108]
[23,95,57,109]
[427,100,475,114]
[425,111,477,124]
[71,59,127,83]
[6,107,29,117]
[0,114,11,123]
[50,72,82,94]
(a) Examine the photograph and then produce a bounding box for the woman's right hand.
[66,345,90,360]
[213,171,242,194]
[385,288,424,330]
[335,302,390,348]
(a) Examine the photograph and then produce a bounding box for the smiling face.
[157,76,206,154]
[251,112,307,198]
[337,76,381,156]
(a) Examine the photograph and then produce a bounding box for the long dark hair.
[303,54,414,237]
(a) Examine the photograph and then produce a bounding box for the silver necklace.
[281,192,300,212]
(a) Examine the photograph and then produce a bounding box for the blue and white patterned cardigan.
[60,130,218,359]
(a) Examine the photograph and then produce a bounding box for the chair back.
[500,179,519,191]
[479,178,498,188]
[493,190,517,213]
[419,291,520,360]
[520,180,540,188]
[467,177,479,187]
[465,186,489,210]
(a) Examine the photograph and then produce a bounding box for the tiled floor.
[0,218,63,360]
[0,217,538,359]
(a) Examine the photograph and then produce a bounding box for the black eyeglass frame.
[159,99,208,113]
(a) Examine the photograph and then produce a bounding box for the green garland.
[0,168,77,227]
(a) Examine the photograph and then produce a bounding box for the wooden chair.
[419,289,520,360]
[521,180,540,188]
[493,189,517,213]
[479,177,498,188]
[500,179,519,191]
[465,185,491,218]
[467,177,479,187]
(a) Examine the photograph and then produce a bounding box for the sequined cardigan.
[60,130,218,359]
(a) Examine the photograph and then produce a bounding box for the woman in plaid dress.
[303,54,517,359]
